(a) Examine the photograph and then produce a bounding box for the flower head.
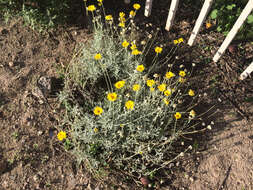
[164,89,172,96]
[94,53,102,60]
[178,38,184,43]
[94,127,99,133]
[132,49,141,55]
[133,3,141,10]
[93,106,103,115]
[122,40,129,48]
[129,10,136,17]
[115,80,125,89]
[136,65,145,72]
[87,5,96,12]
[105,15,113,21]
[165,71,175,79]
[173,39,178,45]
[178,77,186,83]
[179,70,186,77]
[118,22,125,28]
[206,22,212,29]
[107,92,117,101]
[57,131,67,141]
[146,79,155,87]
[119,12,125,18]
[125,100,134,110]
[158,83,166,92]
[163,98,170,105]
[132,84,140,91]
[155,46,163,54]
[188,89,195,96]
[130,43,137,50]
[189,110,196,118]
[150,87,155,92]
[174,112,182,119]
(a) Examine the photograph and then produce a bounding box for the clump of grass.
[58,1,208,181]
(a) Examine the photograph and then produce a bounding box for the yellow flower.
[94,127,99,133]
[125,100,134,110]
[173,39,178,45]
[189,110,196,118]
[206,22,212,29]
[133,3,141,10]
[122,40,129,48]
[165,71,175,79]
[97,0,103,3]
[178,38,184,43]
[87,5,96,12]
[155,46,163,54]
[129,10,136,17]
[114,80,125,89]
[158,83,166,92]
[150,87,155,92]
[174,112,181,119]
[119,12,125,18]
[164,89,172,96]
[93,106,103,115]
[146,79,155,87]
[132,49,141,55]
[119,22,125,28]
[105,15,113,21]
[188,89,195,96]
[136,65,145,72]
[107,92,117,101]
[130,43,137,50]
[94,53,102,60]
[132,84,140,91]
[178,77,186,83]
[57,131,67,141]
[179,70,186,77]
[163,98,170,105]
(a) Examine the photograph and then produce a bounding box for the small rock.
[189,177,194,182]
[9,61,14,67]
[37,131,43,136]
[140,177,149,187]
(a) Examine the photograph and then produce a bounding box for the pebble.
[9,61,14,67]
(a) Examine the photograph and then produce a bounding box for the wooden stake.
[145,0,153,17]
[213,0,253,62]
[240,61,253,80]
[165,0,180,31]
[188,0,214,46]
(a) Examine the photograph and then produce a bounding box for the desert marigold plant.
[58,1,207,181]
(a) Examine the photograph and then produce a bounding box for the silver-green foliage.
[59,9,197,176]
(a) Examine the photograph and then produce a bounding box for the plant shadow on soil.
[0,0,253,189]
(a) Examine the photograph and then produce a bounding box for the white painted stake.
[188,0,214,46]
[124,0,130,4]
[165,0,180,31]
[213,0,253,62]
[240,61,253,80]
[145,0,153,17]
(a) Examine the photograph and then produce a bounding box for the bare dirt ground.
[0,1,253,189]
